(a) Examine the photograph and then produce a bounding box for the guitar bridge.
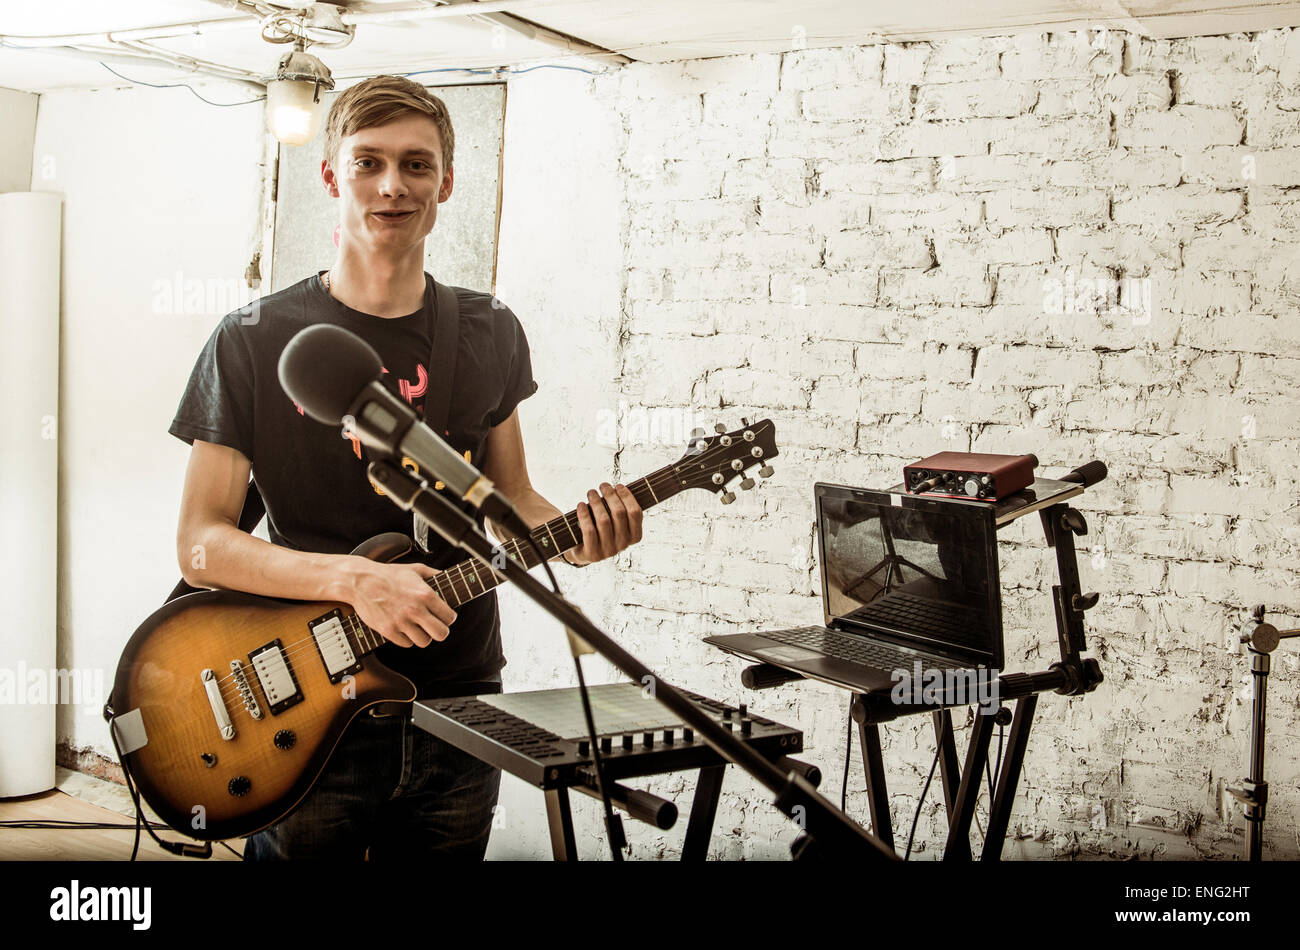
[201,669,235,741]
[230,660,263,720]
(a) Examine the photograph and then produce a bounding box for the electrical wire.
[96,62,266,105]
[841,695,852,813]
[0,818,245,859]
[905,743,942,860]
[518,530,625,861]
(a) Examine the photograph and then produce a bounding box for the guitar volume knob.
[227,776,251,797]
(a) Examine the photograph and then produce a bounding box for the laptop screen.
[815,483,1003,667]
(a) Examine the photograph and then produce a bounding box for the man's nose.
[377,167,408,197]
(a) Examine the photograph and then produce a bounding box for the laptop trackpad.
[756,645,823,663]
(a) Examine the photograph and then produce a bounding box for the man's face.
[322,113,453,253]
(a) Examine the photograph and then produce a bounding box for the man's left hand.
[570,482,643,566]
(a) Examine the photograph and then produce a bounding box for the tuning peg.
[759,464,774,478]
[714,423,726,433]
[720,490,736,505]
[741,417,750,426]
[689,427,705,440]
[740,477,755,490]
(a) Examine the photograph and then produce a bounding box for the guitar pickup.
[249,639,303,716]
[309,610,362,684]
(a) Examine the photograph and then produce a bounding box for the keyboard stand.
[411,685,818,861]
[737,480,1105,860]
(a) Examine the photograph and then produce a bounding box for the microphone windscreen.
[277,323,383,425]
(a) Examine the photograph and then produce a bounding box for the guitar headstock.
[672,418,779,504]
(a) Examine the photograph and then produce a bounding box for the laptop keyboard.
[762,626,966,674]
[845,591,989,648]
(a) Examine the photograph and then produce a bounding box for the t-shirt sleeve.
[168,314,256,459]
[488,304,539,427]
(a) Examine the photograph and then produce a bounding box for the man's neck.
[327,246,426,318]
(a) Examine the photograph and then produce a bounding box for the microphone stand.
[367,460,896,860]
[1228,606,1300,860]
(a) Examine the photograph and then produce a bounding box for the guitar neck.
[352,460,685,654]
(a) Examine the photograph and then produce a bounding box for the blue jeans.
[244,676,502,861]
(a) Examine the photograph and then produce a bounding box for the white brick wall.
[498,26,1300,860]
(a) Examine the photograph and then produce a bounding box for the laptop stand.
[741,479,1104,860]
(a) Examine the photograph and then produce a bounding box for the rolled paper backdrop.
[0,192,61,796]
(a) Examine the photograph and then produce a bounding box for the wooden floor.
[0,789,243,861]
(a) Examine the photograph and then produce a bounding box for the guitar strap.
[163,276,461,603]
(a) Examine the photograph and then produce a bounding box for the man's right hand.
[339,558,458,648]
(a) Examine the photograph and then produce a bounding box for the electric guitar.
[110,419,778,841]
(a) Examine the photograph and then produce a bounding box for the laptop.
[704,482,1004,694]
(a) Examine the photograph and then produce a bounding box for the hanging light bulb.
[265,46,334,146]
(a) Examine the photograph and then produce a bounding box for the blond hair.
[323,75,454,173]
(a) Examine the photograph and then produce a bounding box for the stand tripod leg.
[857,718,895,851]
[981,695,1037,861]
[545,786,578,861]
[943,712,995,861]
[682,764,726,861]
[932,710,963,822]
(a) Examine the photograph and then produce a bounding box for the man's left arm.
[481,409,642,566]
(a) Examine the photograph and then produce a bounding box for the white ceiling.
[2,0,1299,95]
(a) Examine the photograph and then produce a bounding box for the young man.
[169,75,642,859]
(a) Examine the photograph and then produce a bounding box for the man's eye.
[409,162,429,171]
[356,158,374,168]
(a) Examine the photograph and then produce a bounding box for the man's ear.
[438,164,454,203]
[321,159,340,198]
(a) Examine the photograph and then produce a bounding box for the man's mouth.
[372,210,416,221]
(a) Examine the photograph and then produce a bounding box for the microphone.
[277,323,533,541]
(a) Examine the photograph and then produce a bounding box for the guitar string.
[209,430,771,705]
[208,443,761,710]
[206,432,770,707]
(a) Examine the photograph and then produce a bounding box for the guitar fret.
[562,513,581,548]
[403,447,740,614]
[542,521,560,556]
[449,566,467,606]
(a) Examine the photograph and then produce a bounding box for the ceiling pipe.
[110,38,267,90]
[1,0,621,93]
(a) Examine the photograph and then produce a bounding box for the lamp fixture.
[260,3,352,146]
[265,46,334,145]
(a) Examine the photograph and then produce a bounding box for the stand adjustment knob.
[600,736,612,753]
[1062,509,1088,536]
[622,733,634,750]
[1073,592,1100,611]
[642,731,654,747]
[578,740,589,756]
[740,718,753,736]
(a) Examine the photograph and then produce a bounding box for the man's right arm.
[176,440,456,648]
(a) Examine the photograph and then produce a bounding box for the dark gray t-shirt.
[169,271,538,692]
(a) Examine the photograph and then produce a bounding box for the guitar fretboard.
[348,462,678,655]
